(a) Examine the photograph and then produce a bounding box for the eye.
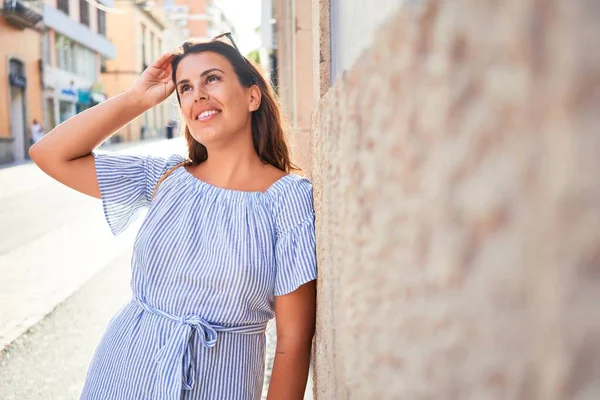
[206,74,221,84]
[178,84,192,94]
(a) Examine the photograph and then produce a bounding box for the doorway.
[9,59,28,162]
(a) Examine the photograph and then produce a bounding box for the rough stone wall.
[311,1,600,399]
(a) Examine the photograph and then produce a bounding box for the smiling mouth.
[196,110,221,121]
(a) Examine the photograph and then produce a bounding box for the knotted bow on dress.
[135,298,268,400]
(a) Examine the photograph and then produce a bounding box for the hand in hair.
[129,52,177,109]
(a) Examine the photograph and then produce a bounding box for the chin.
[190,128,222,146]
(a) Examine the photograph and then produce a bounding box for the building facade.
[205,0,235,39]
[165,0,234,40]
[41,0,115,138]
[0,0,44,164]
[101,0,170,143]
[174,0,207,38]
[160,2,189,130]
[260,0,313,175]
[162,0,191,38]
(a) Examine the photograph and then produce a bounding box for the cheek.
[223,95,249,119]
[180,95,193,112]
[179,96,195,122]
[212,85,245,113]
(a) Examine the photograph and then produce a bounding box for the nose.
[193,86,209,102]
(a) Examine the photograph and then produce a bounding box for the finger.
[164,80,176,96]
[156,63,173,80]
[152,54,173,71]
[150,52,175,69]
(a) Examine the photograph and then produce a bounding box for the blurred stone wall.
[311,0,600,398]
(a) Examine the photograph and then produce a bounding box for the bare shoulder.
[261,163,288,183]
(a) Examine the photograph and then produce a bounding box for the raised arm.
[28,52,175,199]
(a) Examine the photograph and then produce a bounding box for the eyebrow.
[176,68,225,86]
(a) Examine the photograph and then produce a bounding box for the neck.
[200,128,263,185]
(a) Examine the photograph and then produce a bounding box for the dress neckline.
[176,163,291,197]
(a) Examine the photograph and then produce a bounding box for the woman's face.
[175,51,259,147]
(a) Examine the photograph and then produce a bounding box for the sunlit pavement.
[0,137,185,351]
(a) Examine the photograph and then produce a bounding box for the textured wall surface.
[311,0,600,398]
[329,0,401,81]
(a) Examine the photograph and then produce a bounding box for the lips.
[197,109,220,120]
[194,106,222,121]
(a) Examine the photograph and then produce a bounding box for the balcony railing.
[3,0,43,29]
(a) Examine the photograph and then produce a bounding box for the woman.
[29,35,317,400]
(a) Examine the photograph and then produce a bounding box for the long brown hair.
[170,39,296,173]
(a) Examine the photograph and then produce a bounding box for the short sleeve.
[92,151,181,236]
[273,176,318,296]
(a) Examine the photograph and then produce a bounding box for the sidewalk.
[0,137,185,350]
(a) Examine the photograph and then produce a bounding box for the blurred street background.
[2,0,600,399]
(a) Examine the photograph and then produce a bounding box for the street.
[0,137,310,399]
[0,137,183,350]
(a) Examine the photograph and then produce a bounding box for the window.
[141,24,147,70]
[74,44,97,81]
[152,107,158,135]
[56,34,74,72]
[57,0,69,15]
[59,100,75,123]
[9,59,24,78]
[80,0,90,26]
[159,103,164,132]
[97,9,106,36]
[41,32,51,65]
[45,98,56,131]
[150,31,155,61]
[56,33,97,82]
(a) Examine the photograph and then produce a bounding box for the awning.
[91,92,107,103]
[78,89,91,105]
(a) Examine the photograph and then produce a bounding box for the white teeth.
[197,110,219,119]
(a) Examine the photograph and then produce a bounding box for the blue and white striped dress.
[80,152,317,400]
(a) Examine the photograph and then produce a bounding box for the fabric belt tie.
[134,298,268,400]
